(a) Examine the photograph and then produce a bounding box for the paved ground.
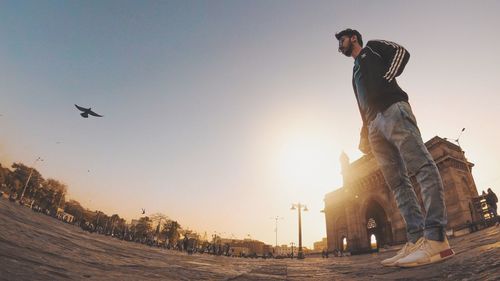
[0,198,499,281]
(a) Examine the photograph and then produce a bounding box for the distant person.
[183,236,189,252]
[486,188,498,217]
[335,29,454,268]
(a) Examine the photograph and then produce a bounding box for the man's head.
[488,188,493,193]
[335,28,363,57]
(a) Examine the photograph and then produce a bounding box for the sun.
[277,135,338,190]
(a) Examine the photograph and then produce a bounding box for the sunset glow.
[1,1,500,249]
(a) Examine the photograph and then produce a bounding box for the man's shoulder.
[366,39,398,47]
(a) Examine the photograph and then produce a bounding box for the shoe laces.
[398,242,413,255]
[416,238,433,255]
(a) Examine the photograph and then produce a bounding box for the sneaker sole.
[397,249,455,268]
[381,262,399,267]
[381,255,409,267]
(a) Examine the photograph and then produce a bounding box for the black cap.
[335,28,363,46]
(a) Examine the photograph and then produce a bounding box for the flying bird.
[141,208,146,215]
[75,104,103,118]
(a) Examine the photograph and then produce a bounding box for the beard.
[340,42,353,57]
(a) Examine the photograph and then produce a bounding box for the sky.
[1,0,500,248]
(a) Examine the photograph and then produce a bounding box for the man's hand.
[358,135,371,155]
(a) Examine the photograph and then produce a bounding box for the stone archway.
[334,215,348,251]
[364,199,393,249]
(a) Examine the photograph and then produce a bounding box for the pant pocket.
[397,103,419,132]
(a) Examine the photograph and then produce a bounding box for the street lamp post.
[291,203,308,259]
[444,128,475,186]
[19,157,43,202]
[271,216,283,248]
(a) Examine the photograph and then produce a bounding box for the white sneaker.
[380,241,421,267]
[396,237,454,268]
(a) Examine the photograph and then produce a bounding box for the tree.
[43,179,67,200]
[150,213,168,234]
[37,188,54,210]
[0,163,12,192]
[0,164,13,192]
[38,178,67,212]
[133,216,153,240]
[109,214,126,236]
[109,215,127,237]
[162,220,181,247]
[10,162,44,196]
[148,213,169,244]
[64,200,85,222]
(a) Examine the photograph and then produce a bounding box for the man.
[335,29,454,267]
[486,188,498,218]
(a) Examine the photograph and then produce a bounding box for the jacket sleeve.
[366,40,410,82]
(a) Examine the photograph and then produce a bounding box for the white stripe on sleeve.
[384,47,402,79]
[388,49,406,82]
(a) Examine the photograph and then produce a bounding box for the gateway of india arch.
[323,136,482,254]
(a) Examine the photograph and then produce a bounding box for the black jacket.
[352,40,411,138]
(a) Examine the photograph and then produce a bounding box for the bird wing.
[88,110,103,117]
[75,104,87,112]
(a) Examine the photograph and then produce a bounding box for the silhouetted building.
[324,136,480,254]
[274,244,293,256]
[313,237,328,251]
[224,238,272,256]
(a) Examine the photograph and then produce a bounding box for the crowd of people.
[3,187,498,261]
[1,194,273,258]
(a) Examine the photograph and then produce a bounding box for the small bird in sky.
[141,208,146,215]
[75,104,103,118]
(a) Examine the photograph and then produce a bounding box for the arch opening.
[365,199,392,250]
[342,236,348,252]
[370,234,377,249]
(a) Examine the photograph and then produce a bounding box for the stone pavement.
[0,198,499,281]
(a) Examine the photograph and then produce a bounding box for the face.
[338,35,353,57]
